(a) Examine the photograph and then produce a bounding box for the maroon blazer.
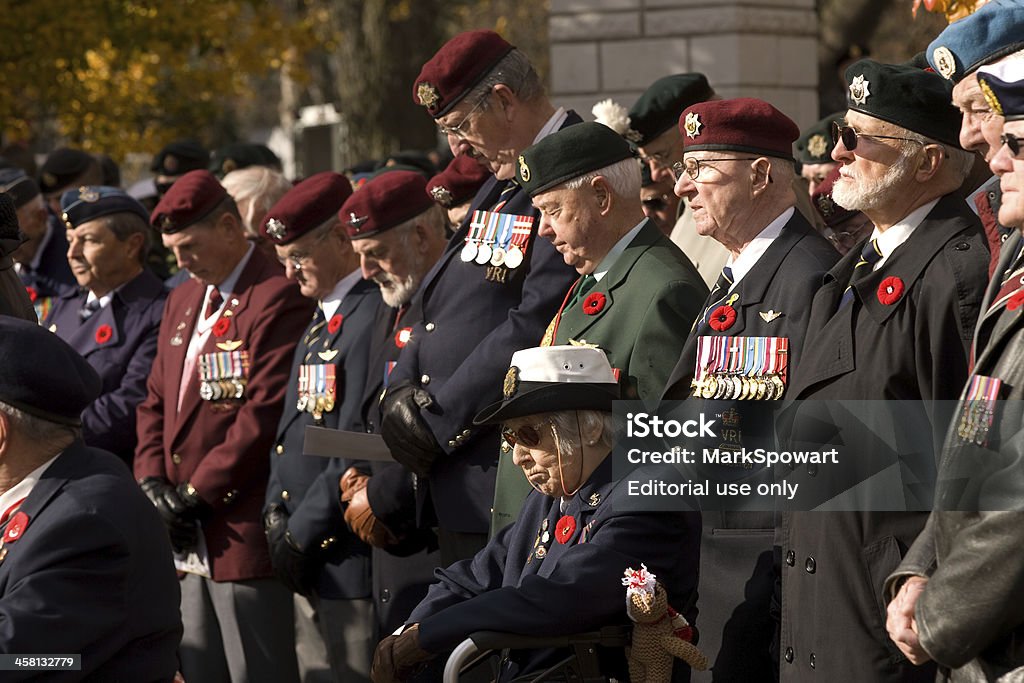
[134,248,313,581]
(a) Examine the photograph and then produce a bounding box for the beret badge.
[684,112,703,139]
[80,188,100,203]
[41,172,57,188]
[160,215,174,231]
[265,217,287,241]
[221,158,238,175]
[807,134,828,159]
[347,212,368,229]
[417,82,440,109]
[518,155,531,183]
[503,366,519,399]
[849,75,871,105]
[430,185,454,208]
[624,127,643,144]
[932,46,956,80]
[164,154,179,174]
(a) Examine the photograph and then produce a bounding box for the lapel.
[57,270,162,357]
[973,231,1024,362]
[537,457,615,577]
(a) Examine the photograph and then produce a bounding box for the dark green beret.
[515,122,634,197]
[794,112,844,165]
[38,148,95,195]
[844,59,962,148]
[626,74,713,146]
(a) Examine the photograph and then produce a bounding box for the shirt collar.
[532,108,568,145]
[868,198,939,270]
[321,268,362,321]
[592,219,646,283]
[726,207,794,288]
[0,452,60,521]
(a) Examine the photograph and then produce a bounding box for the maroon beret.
[341,171,433,240]
[261,172,352,245]
[679,98,799,160]
[413,30,514,118]
[426,155,491,208]
[151,170,229,234]
[811,166,858,228]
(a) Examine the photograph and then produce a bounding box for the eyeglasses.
[437,92,491,139]
[669,157,760,182]
[638,148,673,166]
[277,230,332,270]
[501,421,550,449]
[1000,132,1024,158]
[831,121,922,152]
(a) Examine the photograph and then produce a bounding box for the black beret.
[60,186,150,230]
[516,122,635,197]
[0,168,40,209]
[844,59,962,148]
[151,139,210,176]
[626,73,714,146]
[0,316,101,426]
[0,193,20,240]
[794,112,845,165]
[38,148,95,195]
[210,143,281,177]
[977,61,1024,121]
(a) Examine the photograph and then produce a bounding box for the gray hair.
[462,49,546,109]
[100,212,152,264]
[391,204,448,241]
[563,157,642,199]
[549,409,615,452]
[221,167,292,232]
[0,400,78,448]
[894,129,974,184]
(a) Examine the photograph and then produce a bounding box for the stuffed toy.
[623,565,708,682]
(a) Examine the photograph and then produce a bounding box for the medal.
[490,247,506,266]
[504,245,524,269]
[460,242,478,262]
[475,242,492,265]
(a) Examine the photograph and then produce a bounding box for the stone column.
[549,0,819,129]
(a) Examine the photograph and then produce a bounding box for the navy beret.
[150,170,229,234]
[977,59,1024,121]
[0,168,40,208]
[0,316,101,426]
[626,73,714,146]
[413,30,514,118]
[795,112,845,165]
[341,170,433,240]
[261,172,352,245]
[38,148,95,195]
[60,186,149,230]
[844,59,962,148]
[210,143,281,177]
[427,155,491,208]
[516,122,635,197]
[927,0,1024,83]
[680,98,799,160]
[151,139,209,176]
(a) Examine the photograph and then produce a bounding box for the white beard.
[832,152,916,212]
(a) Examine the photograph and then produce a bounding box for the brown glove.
[371,624,433,683]
[340,467,368,497]
[343,477,401,548]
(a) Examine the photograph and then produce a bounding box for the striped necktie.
[838,238,882,309]
[698,266,734,327]
[79,298,101,321]
[302,306,326,362]
[491,181,517,212]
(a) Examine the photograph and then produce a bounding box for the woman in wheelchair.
[371,345,701,682]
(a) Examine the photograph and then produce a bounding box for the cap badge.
[266,217,287,241]
[624,127,643,144]
[978,78,1003,116]
[518,155,531,183]
[684,112,702,139]
[348,212,368,229]
[164,154,179,174]
[807,134,828,159]
[79,187,100,202]
[417,82,440,109]
[430,185,454,208]
[221,158,238,175]
[160,215,174,231]
[849,75,870,105]
[503,366,520,399]
[41,172,57,188]
[932,46,956,80]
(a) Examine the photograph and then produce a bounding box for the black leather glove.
[380,382,443,478]
[263,505,319,596]
[140,476,200,553]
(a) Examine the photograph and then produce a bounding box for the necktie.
[302,306,326,362]
[205,287,223,318]
[838,238,882,309]
[566,274,597,310]
[491,181,518,212]
[698,266,735,327]
[79,299,101,321]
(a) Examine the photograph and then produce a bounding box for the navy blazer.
[387,112,582,533]
[0,441,181,681]
[266,277,382,599]
[18,213,75,299]
[45,269,167,466]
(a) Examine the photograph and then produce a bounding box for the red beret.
[261,172,352,245]
[413,30,514,118]
[811,166,858,228]
[151,170,229,234]
[426,155,491,208]
[341,170,433,240]
[679,98,799,160]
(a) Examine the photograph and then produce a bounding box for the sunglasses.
[500,421,550,448]
[830,121,922,151]
[1001,132,1024,158]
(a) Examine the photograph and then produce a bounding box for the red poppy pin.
[212,317,230,337]
[94,324,113,344]
[708,305,737,332]
[1007,291,1024,312]
[24,286,37,303]
[877,276,905,305]
[555,515,577,544]
[394,327,413,348]
[4,512,29,543]
[582,292,606,315]
[328,314,343,335]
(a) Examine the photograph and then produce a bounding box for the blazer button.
[425,323,435,332]
[809,652,816,669]
[380,588,391,603]
[953,241,969,251]
[462,429,471,437]
[276,444,284,455]
[281,490,290,501]
[448,440,457,448]
[785,550,795,566]
[784,647,794,663]
[421,374,430,385]
[805,557,816,573]
[171,453,182,465]
[320,536,336,549]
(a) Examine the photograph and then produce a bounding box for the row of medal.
[956,374,1001,447]
[198,350,250,401]
[527,516,553,563]
[691,335,790,401]
[459,209,534,269]
[297,363,337,420]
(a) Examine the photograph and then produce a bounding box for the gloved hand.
[371,624,434,683]
[341,471,400,548]
[380,382,443,478]
[263,504,319,596]
[140,476,199,553]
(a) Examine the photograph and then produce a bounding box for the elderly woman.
[371,345,701,682]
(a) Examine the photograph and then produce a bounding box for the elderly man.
[781,60,989,682]
[656,97,839,682]
[43,186,166,466]
[135,170,311,683]
[341,170,448,638]
[0,316,181,680]
[259,172,381,683]
[0,193,35,321]
[640,165,681,236]
[371,345,701,683]
[883,57,1024,681]
[381,30,577,565]
[426,154,491,230]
